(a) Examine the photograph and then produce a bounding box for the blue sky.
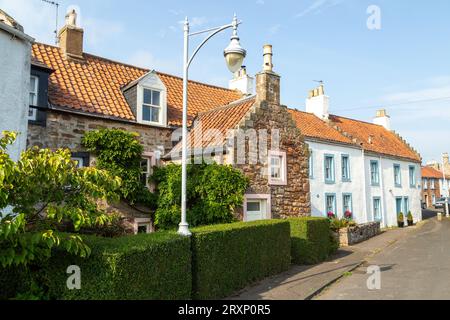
[2,0,450,163]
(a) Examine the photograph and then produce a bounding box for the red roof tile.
[422,166,444,179]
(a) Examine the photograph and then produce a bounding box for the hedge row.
[288,217,338,265]
[1,232,191,300]
[1,217,336,300]
[191,220,291,300]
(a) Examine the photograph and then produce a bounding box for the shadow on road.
[422,209,438,220]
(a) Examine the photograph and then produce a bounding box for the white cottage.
[289,85,422,227]
[0,10,34,160]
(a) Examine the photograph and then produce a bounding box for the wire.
[336,96,450,112]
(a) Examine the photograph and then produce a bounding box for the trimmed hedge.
[191,220,291,300]
[1,232,191,300]
[288,217,338,265]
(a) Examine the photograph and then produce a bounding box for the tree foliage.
[0,131,121,268]
[151,162,249,229]
[81,129,156,208]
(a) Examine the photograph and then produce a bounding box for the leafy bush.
[82,129,157,209]
[152,162,249,230]
[329,218,356,232]
[0,131,121,268]
[1,232,191,300]
[191,220,291,300]
[288,217,337,265]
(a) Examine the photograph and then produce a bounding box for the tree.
[0,131,121,268]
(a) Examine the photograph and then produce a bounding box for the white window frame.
[134,218,152,234]
[140,152,157,191]
[29,75,39,121]
[71,157,85,168]
[137,85,167,127]
[243,194,271,222]
[268,150,287,185]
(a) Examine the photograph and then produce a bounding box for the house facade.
[0,10,34,161]
[421,166,446,208]
[289,87,422,227]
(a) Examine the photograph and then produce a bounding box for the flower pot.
[407,220,414,227]
[398,221,404,228]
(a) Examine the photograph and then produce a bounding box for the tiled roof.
[31,43,242,126]
[170,97,256,155]
[329,115,421,162]
[288,108,421,162]
[422,166,444,179]
[288,109,354,145]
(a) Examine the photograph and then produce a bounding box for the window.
[341,154,351,182]
[29,75,39,120]
[403,197,409,214]
[373,197,382,222]
[324,155,335,184]
[142,88,161,123]
[423,178,428,190]
[244,194,271,222]
[409,166,416,188]
[134,218,152,234]
[430,179,435,190]
[268,151,287,185]
[394,164,402,187]
[343,194,352,216]
[309,149,314,178]
[370,160,380,186]
[325,194,337,216]
[140,157,152,188]
[432,194,436,205]
[71,152,90,168]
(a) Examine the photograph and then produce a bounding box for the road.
[316,213,450,300]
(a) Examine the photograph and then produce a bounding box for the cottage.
[421,166,446,208]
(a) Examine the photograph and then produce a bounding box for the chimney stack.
[443,153,449,166]
[58,9,84,60]
[229,66,254,96]
[373,109,391,130]
[305,83,329,120]
[256,44,280,105]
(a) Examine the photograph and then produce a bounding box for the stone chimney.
[373,109,391,130]
[443,153,449,166]
[305,83,329,120]
[229,66,254,96]
[58,9,84,60]
[255,45,280,105]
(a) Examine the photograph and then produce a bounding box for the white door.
[245,199,267,222]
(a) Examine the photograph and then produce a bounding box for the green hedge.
[191,220,291,300]
[288,217,338,265]
[1,232,191,300]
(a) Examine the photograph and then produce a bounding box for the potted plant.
[407,211,414,226]
[327,211,336,220]
[397,212,405,228]
[344,210,353,221]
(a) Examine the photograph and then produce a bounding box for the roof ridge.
[34,42,240,93]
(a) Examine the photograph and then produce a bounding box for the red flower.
[344,211,353,219]
[327,212,335,219]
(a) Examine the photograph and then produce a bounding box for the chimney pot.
[305,83,329,120]
[58,9,84,60]
[255,44,280,104]
[373,109,391,130]
[263,44,273,72]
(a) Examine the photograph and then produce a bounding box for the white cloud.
[83,18,124,47]
[269,24,281,35]
[178,16,207,28]
[256,0,265,5]
[296,0,343,18]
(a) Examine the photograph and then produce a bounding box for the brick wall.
[422,178,441,208]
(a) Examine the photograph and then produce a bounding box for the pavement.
[229,216,428,300]
[316,213,450,300]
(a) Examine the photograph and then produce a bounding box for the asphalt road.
[316,214,450,300]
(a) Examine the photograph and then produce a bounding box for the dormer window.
[142,88,161,123]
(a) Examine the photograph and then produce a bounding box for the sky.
[2,0,450,164]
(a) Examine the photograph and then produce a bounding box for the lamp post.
[178,15,246,236]
[442,159,449,218]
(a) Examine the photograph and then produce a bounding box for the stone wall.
[27,110,174,158]
[337,222,381,247]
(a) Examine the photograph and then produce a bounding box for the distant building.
[421,166,446,208]
[0,9,34,160]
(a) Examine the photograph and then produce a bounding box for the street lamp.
[178,14,246,236]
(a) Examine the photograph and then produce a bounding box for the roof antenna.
[313,80,324,85]
[41,0,60,45]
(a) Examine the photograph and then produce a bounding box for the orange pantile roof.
[329,115,421,162]
[288,109,354,145]
[31,43,242,126]
[288,108,421,162]
[170,97,256,155]
[422,166,444,179]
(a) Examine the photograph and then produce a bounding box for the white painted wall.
[308,139,422,228]
[0,27,32,161]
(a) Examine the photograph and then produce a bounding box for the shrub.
[82,129,157,209]
[407,211,413,222]
[191,220,291,300]
[288,217,337,265]
[1,232,191,300]
[152,162,249,230]
[329,218,356,232]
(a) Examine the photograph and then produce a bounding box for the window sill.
[269,180,287,186]
[342,179,352,183]
[325,180,336,185]
[371,183,380,187]
[137,120,167,128]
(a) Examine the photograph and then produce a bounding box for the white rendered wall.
[0,28,31,161]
